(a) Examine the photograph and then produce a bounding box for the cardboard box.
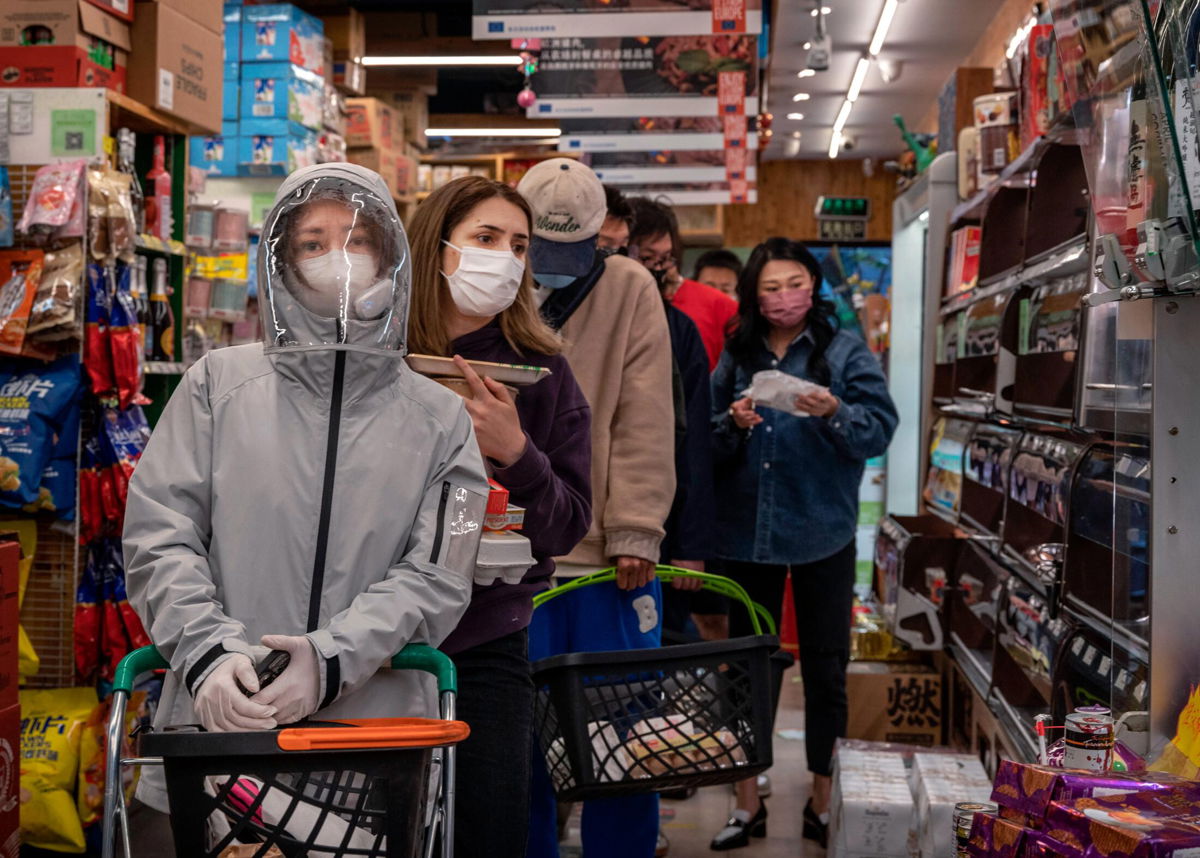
[189,122,239,176]
[0,538,17,710]
[344,97,395,150]
[829,746,913,858]
[0,44,124,90]
[0,0,131,70]
[0,702,16,858]
[395,152,417,196]
[83,0,133,23]
[346,146,398,197]
[141,0,221,34]
[127,2,223,134]
[846,661,942,747]
[332,55,364,95]
[241,3,324,74]
[240,61,323,130]
[223,3,240,62]
[223,74,238,119]
[390,90,428,149]
[238,117,316,176]
[319,9,362,61]
[913,752,992,858]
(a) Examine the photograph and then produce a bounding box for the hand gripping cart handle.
[102,644,464,858]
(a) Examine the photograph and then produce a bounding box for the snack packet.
[19,686,99,852]
[102,405,150,520]
[105,172,136,260]
[741,369,829,417]
[0,167,13,248]
[28,242,84,341]
[17,160,86,239]
[77,691,146,830]
[108,263,143,409]
[84,263,114,395]
[74,552,100,684]
[0,354,82,508]
[0,249,44,356]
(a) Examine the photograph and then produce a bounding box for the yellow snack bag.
[17,626,37,680]
[76,691,145,829]
[19,687,97,853]
[3,521,39,681]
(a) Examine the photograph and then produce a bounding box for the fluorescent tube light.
[847,57,871,102]
[425,127,563,137]
[869,0,899,56]
[792,93,811,102]
[828,132,841,159]
[363,55,522,67]
[798,69,817,78]
[787,113,805,120]
[833,99,853,133]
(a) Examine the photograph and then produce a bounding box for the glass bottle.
[149,258,175,362]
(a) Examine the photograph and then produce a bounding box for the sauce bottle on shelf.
[149,258,175,362]
[116,128,145,234]
[144,135,173,241]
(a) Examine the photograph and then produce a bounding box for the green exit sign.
[814,196,871,220]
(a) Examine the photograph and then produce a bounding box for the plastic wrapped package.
[0,249,43,355]
[108,262,143,409]
[741,369,829,417]
[0,167,13,248]
[84,263,114,394]
[623,715,746,778]
[17,160,86,240]
[0,354,82,508]
[28,242,84,342]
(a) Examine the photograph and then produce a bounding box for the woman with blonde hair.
[407,176,593,858]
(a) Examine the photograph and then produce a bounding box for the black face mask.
[596,246,628,260]
[649,267,670,290]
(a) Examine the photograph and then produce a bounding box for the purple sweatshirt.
[439,321,593,655]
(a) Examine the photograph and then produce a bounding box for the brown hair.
[407,176,561,357]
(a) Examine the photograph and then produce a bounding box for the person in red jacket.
[627,196,737,371]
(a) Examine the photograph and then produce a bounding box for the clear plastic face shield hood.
[259,163,411,355]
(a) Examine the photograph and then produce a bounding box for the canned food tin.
[1064,711,1115,771]
[954,801,998,855]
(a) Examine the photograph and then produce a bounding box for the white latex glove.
[251,635,322,725]
[193,653,278,732]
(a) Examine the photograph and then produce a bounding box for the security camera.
[878,59,903,83]
[807,33,832,72]
[840,133,857,152]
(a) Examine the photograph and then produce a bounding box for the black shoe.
[710,801,767,851]
[803,798,828,849]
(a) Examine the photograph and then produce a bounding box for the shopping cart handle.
[391,644,457,695]
[113,645,169,694]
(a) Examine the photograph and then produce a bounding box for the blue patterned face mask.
[535,272,577,290]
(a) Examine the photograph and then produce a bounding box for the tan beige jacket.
[556,254,676,569]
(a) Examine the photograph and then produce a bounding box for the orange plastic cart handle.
[276,718,470,752]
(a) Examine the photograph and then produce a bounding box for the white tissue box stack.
[912,752,992,858]
[829,748,914,858]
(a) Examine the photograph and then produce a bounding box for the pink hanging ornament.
[517,87,537,108]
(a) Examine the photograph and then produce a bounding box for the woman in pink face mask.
[708,238,898,851]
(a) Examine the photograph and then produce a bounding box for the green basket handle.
[112,642,459,696]
[532,566,777,636]
[390,643,457,695]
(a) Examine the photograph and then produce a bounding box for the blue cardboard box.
[190,122,240,177]
[241,4,324,74]
[224,5,241,63]
[223,63,239,120]
[239,61,324,131]
[238,119,316,176]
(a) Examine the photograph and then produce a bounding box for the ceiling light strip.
[425,127,563,137]
[363,55,523,67]
[847,57,871,102]
[869,0,899,56]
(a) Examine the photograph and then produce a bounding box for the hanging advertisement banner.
[528,35,758,118]
[614,183,757,205]
[558,115,758,152]
[472,0,761,40]
[724,145,749,182]
[590,164,757,184]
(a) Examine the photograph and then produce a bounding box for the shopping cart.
[531,566,783,802]
[101,643,466,858]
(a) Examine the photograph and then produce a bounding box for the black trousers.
[452,629,534,858]
[724,540,857,777]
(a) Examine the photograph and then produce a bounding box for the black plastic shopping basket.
[531,567,781,802]
[101,644,466,858]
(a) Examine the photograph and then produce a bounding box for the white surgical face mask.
[295,251,378,318]
[442,240,525,317]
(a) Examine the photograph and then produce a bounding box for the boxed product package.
[223,3,240,63]
[914,752,993,858]
[391,90,429,149]
[991,760,1196,827]
[189,122,239,176]
[0,0,131,68]
[1043,790,1200,858]
[0,45,124,90]
[0,536,18,709]
[323,83,347,134]
[333,56,365,95]
[319,9,363,61]
[316,131,346,163]
[345,97,396,150]
[238,118,316,176]
[830,746,913,858]
[846,661,942,747]
[140,0,220,34]
[241,3,324,74]
[0,701,15,858]
[474,530,534,586]
[127,2,223,134]
[346,147,399,197]
[966,812,1028,858]
[240,61,324,130]
[395,153,417,197]
[947,226,982,299]
[223,75,239,120]
[83,0,132,23]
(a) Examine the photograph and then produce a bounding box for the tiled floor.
[561,665,825,858]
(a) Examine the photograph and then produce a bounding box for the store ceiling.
[765,0,1009,160]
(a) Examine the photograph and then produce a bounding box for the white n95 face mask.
[442,241,525,317]
[295,251,379,318]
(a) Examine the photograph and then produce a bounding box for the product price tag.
[158,69,175,111]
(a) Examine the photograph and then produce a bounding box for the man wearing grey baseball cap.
[518,159,675,858]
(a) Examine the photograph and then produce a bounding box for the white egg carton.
[474,530,535,586]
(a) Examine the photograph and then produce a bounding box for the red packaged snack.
[84,263,115,395]
[0,249,44,355]
[108,261,142,409]
[74,552,100,683]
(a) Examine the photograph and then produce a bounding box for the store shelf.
[939,235,1091,318]
[145,362,186,375]
[989,691,1041,762]
[135,234,188,257]
[949,636,994,702]
[106,89,192,138]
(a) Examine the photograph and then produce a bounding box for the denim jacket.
[711,328,899,565]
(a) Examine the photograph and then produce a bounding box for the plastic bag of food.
[623,715,745,779]
[19,686,99,852]
[108,262,142,409]
[17,160,86,238]
[0,249,44,355]
[0,167,13,248]
[25,398,79,518]
[102,405,150,519]
[74,552,100,684]
[84,263,114,395]
[0,519,41,678]
[105,172,136,260]
[28,242,83,340]
[87,168,112,261]
[0,354,83,508]
[79,436,103,544]
[77,690,146,829]
[740,369,829,417]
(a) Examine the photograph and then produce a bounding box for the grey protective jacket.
[124,163,489,810]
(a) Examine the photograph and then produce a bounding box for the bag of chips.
[84,263,114,395]
[0,166,13,248]
[77,691,145,830]
[24,398,80,518]
[0,354,82,508]
[19,686,98,852]
[102,405,150,522]
[0,249,44,356]
[17,161,86,239]
[74,552,100,684]
[108,262,143,409]
[28,242,83,341]
[79,436,104,544]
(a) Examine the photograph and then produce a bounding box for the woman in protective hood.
[123,163,490,812]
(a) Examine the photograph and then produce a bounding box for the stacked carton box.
[126,0,223,133]
[0,0,132,93]
[345,97,409,198]
[830,746,914,858]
